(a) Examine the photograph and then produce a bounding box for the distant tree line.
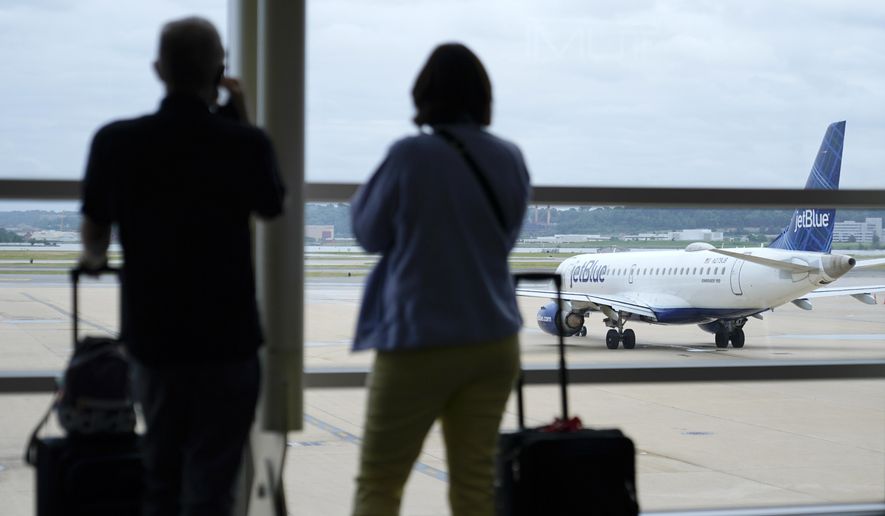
[521,207,885,238]
[0,211,82,231]
[0,227,26,243]
[306,204,353,238]
[1,207,883,243]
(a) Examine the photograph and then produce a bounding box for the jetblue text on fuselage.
[570,259,607,287]
[794,209,830,232]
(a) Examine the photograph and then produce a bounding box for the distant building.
[306,225,335,241]
[622,232,673,241]
[673,228,724,242]
[523,234,604,244]
[621,229,723,242]
[551,234,604,243]
[833,218,882,243]
[26,230,80,243]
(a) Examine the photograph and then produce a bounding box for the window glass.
[0,201,122,372]
[301,204,885,368]
[306,2,885,188]
[6,205,877,371]
[0,1,226,180]
[281,382,885,513]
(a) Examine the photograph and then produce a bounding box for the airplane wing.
[853,258,885,270]
[708,249,818,273]
[802,284,885,303]
[515,287,659,320]
[711,248,885,272]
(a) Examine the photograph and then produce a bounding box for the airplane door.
[730,258,745,295]
[628,264,636,285]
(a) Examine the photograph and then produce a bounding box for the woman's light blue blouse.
[351,124,531,352]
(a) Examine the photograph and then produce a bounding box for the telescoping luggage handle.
[25,265,122,465]
[512,272,568,430]
[71,265,121,348]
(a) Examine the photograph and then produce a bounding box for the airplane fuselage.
[556,248,844,324]
[519,121,883,349]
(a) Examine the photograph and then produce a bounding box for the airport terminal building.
[833,218,883,244]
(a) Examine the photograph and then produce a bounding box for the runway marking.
[773,333,885,341]
[2,318,64,325]
[286,440,326,448]
[19,293,117,336]
[303,414,449,483]
[305,340,350,348]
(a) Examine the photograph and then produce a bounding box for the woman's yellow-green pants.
[352,334,520,516]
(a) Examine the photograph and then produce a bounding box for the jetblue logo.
[793,209,830,232]
[570,259,607,287]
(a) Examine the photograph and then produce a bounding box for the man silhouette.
[79,16,284,516]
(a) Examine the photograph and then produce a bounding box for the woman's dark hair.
[412,43,492,127]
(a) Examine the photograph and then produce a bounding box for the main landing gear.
[715,328,745,348]
[603,315,636,350]
[714,319,746,349]
[605,328,636,350]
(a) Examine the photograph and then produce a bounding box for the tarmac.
[0,270,883,515]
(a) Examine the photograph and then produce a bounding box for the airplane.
[517,121,885,349]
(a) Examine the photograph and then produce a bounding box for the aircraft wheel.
[623,329,636,349]
[605,329,620,349]
[715,330,729,348]
[580,326,587,337]
[730,328,745,348]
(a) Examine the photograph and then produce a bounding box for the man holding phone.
[80,16,284,516]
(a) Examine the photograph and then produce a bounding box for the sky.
[1,0,884,211]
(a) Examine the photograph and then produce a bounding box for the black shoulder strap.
[434,128,507,231]
[24,394,55,465]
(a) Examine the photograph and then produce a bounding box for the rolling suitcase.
[25,266,143,516]
[496,272,639,516]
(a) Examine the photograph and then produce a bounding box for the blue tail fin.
[768,121,845,253]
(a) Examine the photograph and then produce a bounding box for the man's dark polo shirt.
[81,94,284,366]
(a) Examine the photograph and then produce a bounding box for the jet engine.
[536,301,584,337]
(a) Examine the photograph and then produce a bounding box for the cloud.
[0,0,225,179]
[2,0,883,191]
[302,1,885,188]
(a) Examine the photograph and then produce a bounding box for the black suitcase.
[496,272,639,516]
[25,266,143,516]
[31,434,143,516]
